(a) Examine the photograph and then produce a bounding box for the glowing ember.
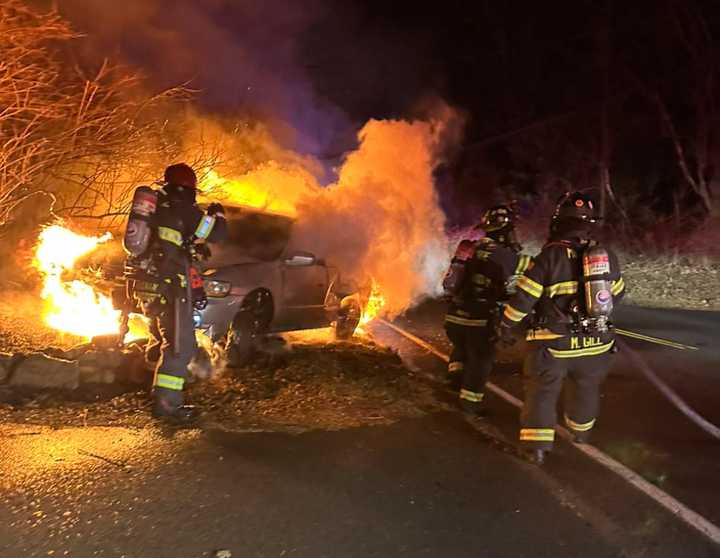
[33,225,121,339]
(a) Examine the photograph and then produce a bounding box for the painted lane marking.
[377,318,720,547]
[378,319,522,406]
[616,328,698,351]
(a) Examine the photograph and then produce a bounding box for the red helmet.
[164,163,197,189]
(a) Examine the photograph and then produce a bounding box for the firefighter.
[499,191,626,465]
[142,163,228,422]
[443,205,531,415]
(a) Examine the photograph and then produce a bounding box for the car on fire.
[79,206,363,364]
[197,206,363,363]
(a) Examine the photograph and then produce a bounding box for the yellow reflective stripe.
[515,255,532,275]
[565,415,596,432]
[612,277,625,295]
[155,374,185,391]
[544,281,578,297]
[460,389,484,403]
[158,226,183,247]
[526,328,564,341]
[503,304,527,322]
[548,341,615,359]
[194,215,216,239]
[448,361,464,372]
[517,275,543,298]
[520,428,555,441]
[445,315,488,327]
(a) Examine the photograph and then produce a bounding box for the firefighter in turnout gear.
[443,205,531,415]
[499,191,626,465]
[134,163,228,422]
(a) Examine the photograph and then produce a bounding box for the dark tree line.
[305,0,720,244]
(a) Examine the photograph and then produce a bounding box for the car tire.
[226,312,255,368]
[332,298,361,340]
[225,290,273,368]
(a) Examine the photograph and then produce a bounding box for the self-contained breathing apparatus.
[545,191,615,335]
[442,239,476,298]
[117,184,213,350]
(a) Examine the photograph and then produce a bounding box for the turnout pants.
[444,321,495,410]
[520,334,614,450]
[149,297,197,410]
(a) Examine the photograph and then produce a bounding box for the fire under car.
[79,206,364,365]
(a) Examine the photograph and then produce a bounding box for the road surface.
[0,303,718,557]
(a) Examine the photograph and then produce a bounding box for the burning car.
[195,206,363,364]
[70,206,364,363]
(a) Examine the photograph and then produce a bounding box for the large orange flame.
[198,167,314,217]
[33,225,121,339]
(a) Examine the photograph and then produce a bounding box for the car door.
[277,251,329,329]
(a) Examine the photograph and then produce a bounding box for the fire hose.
[617,337,720,441]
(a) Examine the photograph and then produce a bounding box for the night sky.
[44,0,720,226]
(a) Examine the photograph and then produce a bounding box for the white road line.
[377,318,720,547]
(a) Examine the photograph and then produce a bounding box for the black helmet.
[478,204,515,233]
[164,163,198,189]
[552,191,598,224]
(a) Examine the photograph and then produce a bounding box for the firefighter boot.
[459,399,489,418]
[447,370,463,391]
[572,431,591,444]
[152,399,198,425]
[521,448,546,466]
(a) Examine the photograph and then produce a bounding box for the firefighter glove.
[207,202,225,218]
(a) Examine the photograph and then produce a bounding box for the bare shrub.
[0,1,198,234]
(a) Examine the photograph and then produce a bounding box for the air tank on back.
[123,186,157,257]
[582,244,613,324]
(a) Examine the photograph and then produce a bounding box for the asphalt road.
[1,303,719,557]
[384,301,720,526]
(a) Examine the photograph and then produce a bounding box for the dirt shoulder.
[0,330,438,433]
[621,257,720,311]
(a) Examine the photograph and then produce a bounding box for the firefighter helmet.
[552,191,598,224]
[478,205,515,233]
[164,163,197,189]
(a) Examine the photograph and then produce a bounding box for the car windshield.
[219,208,293,262]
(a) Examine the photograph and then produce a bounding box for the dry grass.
[0,332,436,432]
[620,255,720,310]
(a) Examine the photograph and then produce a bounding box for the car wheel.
[226,290,273,367]
[332,297,361,340]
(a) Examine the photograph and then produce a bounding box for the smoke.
[183,106,463,315]
[45,0,349,159]
[292,107,464,315]
[31,1,465,315]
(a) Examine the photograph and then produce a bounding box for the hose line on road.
[618,338,720,441]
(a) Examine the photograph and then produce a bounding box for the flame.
[32,225,148,341]
[360,279,386,326]
[198,167,314,217]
